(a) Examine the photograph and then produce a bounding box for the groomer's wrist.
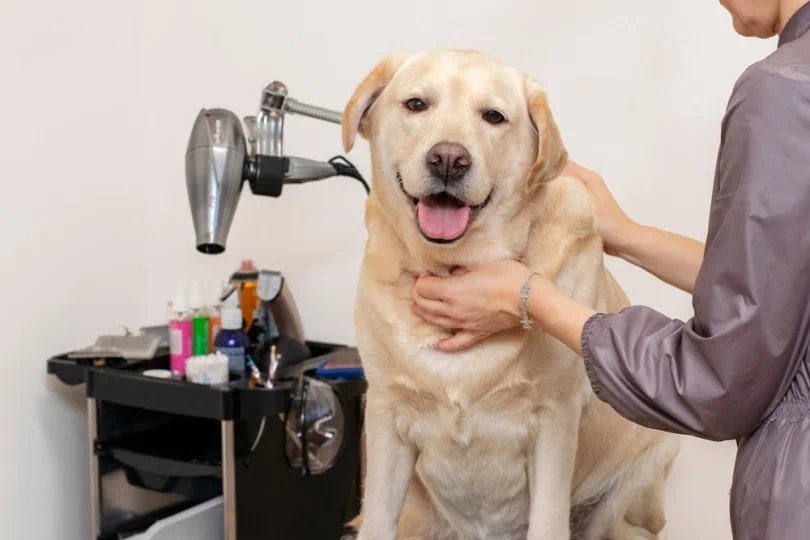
[530,280,596,355]
[528,276,561,326]
[608,220,647,266]
[503,265,535,320]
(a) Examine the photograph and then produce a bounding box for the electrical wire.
[328,156,370,195]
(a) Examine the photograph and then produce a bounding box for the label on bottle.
[217,346,246,374]
[169,327,183,355]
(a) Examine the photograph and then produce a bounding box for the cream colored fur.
[341,49,679,540]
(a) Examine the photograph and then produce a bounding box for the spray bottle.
[169,285,193,375]
[215,287,250,375]
[189,281,210,356]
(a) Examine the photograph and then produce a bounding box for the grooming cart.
[47,342,366,540]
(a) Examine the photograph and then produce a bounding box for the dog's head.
[343,49,566,252]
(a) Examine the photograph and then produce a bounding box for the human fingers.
[562,159,587,178]
[413,273,456,302]
[561,162,617,214]
[449,266,469,277]
[562,158,602,186]
[411,304,458,330]
[411,290,453,319]
[436,330,486,353]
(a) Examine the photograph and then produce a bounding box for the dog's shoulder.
[536,175,596,239]
[520,175,602,284]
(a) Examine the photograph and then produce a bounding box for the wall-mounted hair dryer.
[185,81,368,254]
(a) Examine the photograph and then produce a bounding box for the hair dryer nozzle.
[185,108,248,254]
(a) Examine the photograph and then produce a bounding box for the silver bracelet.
[519,272,541,330]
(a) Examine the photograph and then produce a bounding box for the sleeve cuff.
[581,312,608,400]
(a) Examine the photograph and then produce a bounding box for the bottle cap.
[172,284,189,314]
[188,281,205,310]
[221,307,243,330]
[240,259,256,270]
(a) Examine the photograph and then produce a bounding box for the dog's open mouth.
[397,171,491,244]
[416,192,472,242]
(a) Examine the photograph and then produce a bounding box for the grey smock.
[581,4,810,539]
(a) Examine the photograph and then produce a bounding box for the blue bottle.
[214,297,249,375]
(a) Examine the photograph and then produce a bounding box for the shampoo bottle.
[169,285,192,376]
[215,291,249,375]
[189,282,209,356]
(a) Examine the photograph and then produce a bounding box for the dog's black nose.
[426,142,471,182]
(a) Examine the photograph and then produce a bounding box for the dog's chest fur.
[381,334,562,539]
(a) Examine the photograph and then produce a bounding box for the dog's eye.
[483,110,506,125]
[405,98,428,112]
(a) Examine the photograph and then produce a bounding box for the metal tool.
[185,81,369,255]
[256,269,305,344]
[68,334,161,361]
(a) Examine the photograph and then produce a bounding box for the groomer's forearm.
[527,278,595,356]
[616,224,704,294]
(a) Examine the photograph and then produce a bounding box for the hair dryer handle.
[284,156,338,184]
[247,156,338,197]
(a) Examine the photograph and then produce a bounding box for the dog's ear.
[342,53,411,153]
[524,76,567,190]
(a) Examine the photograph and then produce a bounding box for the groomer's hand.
[563,159,638,258]
[410,261,531,352]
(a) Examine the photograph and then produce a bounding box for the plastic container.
[188,282,209,357]
[168,285,192,376]
[214,294,249,375]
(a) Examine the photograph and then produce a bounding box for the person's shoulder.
[727,48,810,123]
[767,31,810,76]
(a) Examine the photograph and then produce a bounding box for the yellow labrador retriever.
[342,49,679,540]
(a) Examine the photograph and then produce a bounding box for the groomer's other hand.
[410,261,530,353]
[563,159,638,257]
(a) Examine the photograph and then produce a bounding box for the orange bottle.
[207,281,224,353]
[231,260,259,329]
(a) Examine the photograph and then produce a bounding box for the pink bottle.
[169,285,193,376]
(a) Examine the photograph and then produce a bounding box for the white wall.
[1,1,775,538]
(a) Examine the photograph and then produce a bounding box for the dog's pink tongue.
[417,200,471,241]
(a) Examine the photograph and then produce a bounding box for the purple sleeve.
[581,64,810,442]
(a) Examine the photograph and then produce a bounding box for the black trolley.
[47,342,365,540]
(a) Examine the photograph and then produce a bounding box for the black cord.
[328,155,370,195]
[300,378,311,476]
